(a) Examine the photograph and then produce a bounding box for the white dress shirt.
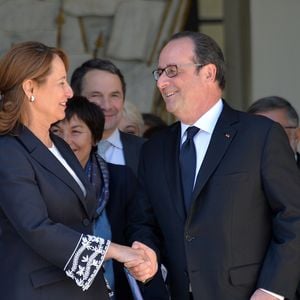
[49,144,86,197]
[97,129,125,165]
[180,99,223,185]
[180,99,283,300]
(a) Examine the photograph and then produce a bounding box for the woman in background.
[51,95,151,300]
[119,101,144,137]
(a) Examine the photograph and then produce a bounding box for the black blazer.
[0,127,109,300]
[107,162,169,300]
[128,101,300,300]
[105,162,136,300]
[120,130,145,176]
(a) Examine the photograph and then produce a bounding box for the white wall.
[250,0,300,115]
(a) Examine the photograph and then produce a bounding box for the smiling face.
[25,55,73,128]
[156,37,221,124]
[81,69,124,139]
[51,115,93,167]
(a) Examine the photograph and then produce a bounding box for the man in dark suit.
[127,31,300,300]
[247,96,300,169]
[71,58,144,176]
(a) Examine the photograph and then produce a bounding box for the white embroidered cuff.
[64,234,110,291]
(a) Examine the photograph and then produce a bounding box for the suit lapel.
[17,127,96,219]
[52,134,97,219]
[164,122,186,220]
[190,103,239,211]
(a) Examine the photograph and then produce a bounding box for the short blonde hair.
[120,101,144,136]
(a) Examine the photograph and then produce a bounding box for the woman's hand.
[124,241,158,283]
[105,242,146,265]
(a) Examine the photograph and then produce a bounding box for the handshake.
[106,241,158,283]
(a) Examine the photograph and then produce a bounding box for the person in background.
[70,59,144,176]
[71,58,167,299]
[51,96,169,299]
[126,31,300,300]
[142,112,167,139]
[0,41,152,300]
[247,96,300,167]
[119,101,144,137]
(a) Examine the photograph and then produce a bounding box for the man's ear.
[295,127,300,153]
[204,64,217,82]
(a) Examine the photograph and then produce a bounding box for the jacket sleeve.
[257,123,300,298]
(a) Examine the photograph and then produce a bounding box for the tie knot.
[186,126,199,140]
[98,140,111,158]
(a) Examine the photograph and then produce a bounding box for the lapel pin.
[225,133,230,138]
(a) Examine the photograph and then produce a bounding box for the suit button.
[82,218,90,226]
[185,234,194,242]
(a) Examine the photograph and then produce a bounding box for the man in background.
[70,59,168,299]
[248,96,300,167]
[71,59,145,176]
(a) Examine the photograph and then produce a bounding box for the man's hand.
[250,289,281,300]
[124,241,158,283]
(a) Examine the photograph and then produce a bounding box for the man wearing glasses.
[126,31,300,300]
[247,96,300,167]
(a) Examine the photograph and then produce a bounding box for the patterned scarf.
[85,151,110,216]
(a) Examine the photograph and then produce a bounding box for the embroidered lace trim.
[64,234,110,290]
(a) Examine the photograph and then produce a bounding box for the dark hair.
[168,31,226,90]
[63,96,105,143]
[70,58,126,98]
[142,113,167,128]
[247,96,299,126]
[142,113,167,139]
[0,41,68,134]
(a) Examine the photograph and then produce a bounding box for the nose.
[100,97,112,111]
[156,73,169,91]
[61,132,72,146]
[66,83,74,98]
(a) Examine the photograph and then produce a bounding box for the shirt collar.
[105,129,123,150]
[181,99,223,138]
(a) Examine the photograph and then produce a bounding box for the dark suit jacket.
[105,163,136,300]
[128,101,300,300]
[120,130,145,176]
[297,152,300,168]
[0,126,109,300]
[107,162,169,300]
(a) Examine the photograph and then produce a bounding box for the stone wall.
[0,0,190,113]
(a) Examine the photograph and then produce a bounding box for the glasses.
[283,126,297,129]
[152,63,204,81]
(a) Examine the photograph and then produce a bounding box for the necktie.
[180,126,199,212]
[98,140,111,160]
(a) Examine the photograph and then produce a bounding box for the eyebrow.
[71,125,84,129]
[157,63,176,69]
[111,90,122,95]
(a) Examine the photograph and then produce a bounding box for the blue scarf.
[85,151,110,216]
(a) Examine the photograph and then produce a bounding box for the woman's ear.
[22,79,34,99]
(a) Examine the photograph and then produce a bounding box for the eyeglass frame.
[152,63,205,81]
[283,126,297,129]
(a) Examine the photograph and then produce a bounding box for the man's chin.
[104,123,118,133]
